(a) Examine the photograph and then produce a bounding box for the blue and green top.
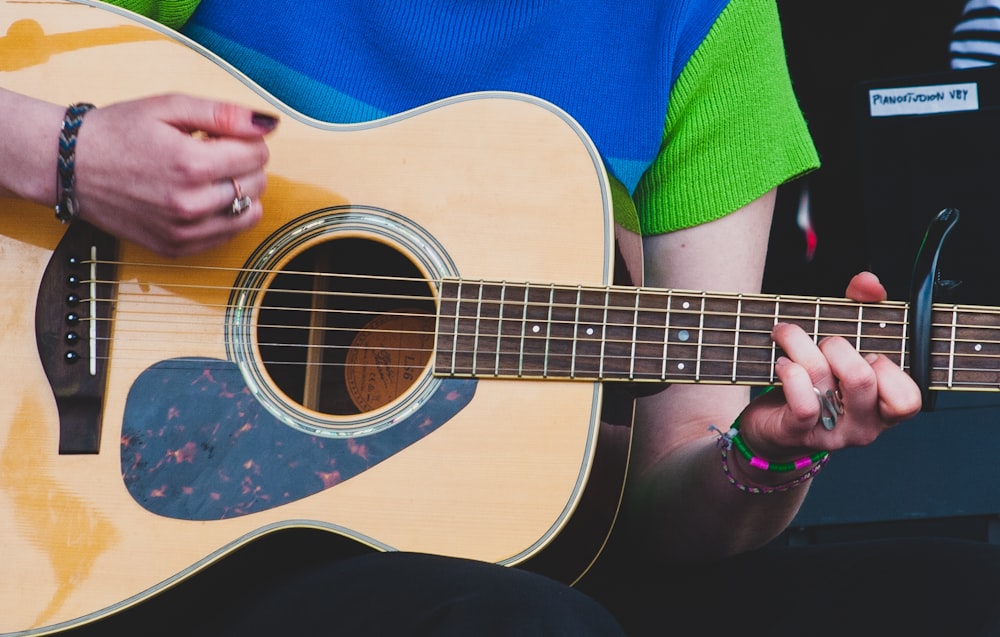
[106,0,819,234]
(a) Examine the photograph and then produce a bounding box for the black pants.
[62,532,1000,636]
[61,530,625,637]
[579,536,1000,637]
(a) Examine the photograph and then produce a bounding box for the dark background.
[768,0,969,297]
[768,1,1000,542]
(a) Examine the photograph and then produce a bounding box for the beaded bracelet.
[711,387,831,493]
[55,102,96,223]
[720,445,829,495]
[728,419,829,472]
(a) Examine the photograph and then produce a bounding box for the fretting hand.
[737,272,922,462]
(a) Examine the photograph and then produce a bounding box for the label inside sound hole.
[345,310,435,412]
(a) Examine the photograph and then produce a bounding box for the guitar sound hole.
[257,237,436,416]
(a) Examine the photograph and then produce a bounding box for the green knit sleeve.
[634,0,819,235]
[100,0,202,30]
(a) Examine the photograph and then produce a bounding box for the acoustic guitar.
[0,1,992,635]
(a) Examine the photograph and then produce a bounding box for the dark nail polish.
[252,112,279,131]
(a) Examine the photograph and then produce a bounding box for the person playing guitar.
[2,1,1000,635]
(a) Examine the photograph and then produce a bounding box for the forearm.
[621,189,922,562]
[625,384,810,562]
[0,88,64,205]
[622,190,806,560]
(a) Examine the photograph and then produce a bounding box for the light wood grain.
[0,1,615,633]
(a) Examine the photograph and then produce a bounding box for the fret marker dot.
[879,322,887,329]
[677,363,685,370]
[976,343,983,352]
[532,325,540,334]
[586,327,595,336]
[678,330,690,342]
[682,302,691,309]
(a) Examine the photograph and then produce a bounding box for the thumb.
[158,93,279,139]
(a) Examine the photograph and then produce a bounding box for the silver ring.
[814,387,844,430]
[231,178,251,215]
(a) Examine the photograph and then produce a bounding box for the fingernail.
[252,112,279,131]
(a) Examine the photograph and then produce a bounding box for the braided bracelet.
[54,102,96,223]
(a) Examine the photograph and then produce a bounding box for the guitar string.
[60,311,1000,385]
[71,257,1000,316]
[81,284,919,344]
[66,284,1000,344]
[53,260,1000,383]
[57,334,1000,386]
[75,277,1000,344]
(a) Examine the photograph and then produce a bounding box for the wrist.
[729,424,827,473]
[718,442,828,495]
[711,397,830,494]
[0,90,64,205]
[726,438,825,487]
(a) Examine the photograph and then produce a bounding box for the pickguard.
[121,357,476,520]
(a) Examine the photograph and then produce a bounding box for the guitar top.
[0,1,624,634]
[9,2,1000,635]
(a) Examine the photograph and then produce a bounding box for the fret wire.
[695,292,706,381]
[949,306,958,388]
[451,280,463,375]
[855,303,863,351]
[518,283,529,377]
[570,286,582,379]
[812,298,821,344]
[630,290,640,380]
[599,288,609,379]
[901,305,909,372]
[544,284,555,378]
[770,298,780,382]
[732,294,743,382]
[661,291,671,381]
[472,280,484,377]
[493,281,506,376]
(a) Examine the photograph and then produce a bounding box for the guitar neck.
[434,280,1000,392]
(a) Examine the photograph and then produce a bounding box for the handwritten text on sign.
[869,82,979,117]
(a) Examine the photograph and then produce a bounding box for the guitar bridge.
[34,221,118,453]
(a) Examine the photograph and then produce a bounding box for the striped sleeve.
[951,0,1000,69]
[634,0,819,235]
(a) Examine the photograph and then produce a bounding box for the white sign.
[868,82,979,117]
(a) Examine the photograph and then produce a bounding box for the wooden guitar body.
[0,1,628,633]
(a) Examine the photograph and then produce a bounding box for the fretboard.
[434,279,1000,392]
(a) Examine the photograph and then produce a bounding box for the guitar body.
[0,1,629,633]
